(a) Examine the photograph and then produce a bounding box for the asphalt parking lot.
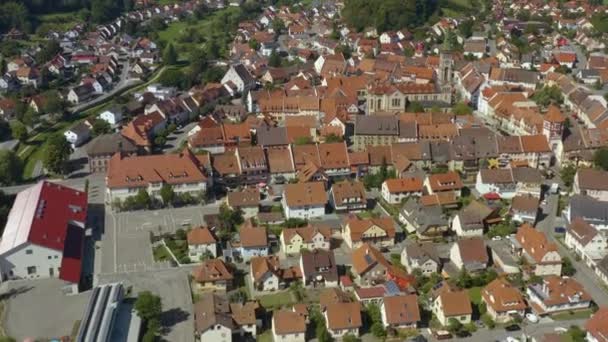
[98,204,221,275]
[2,278,91,341]
[98,269,195,342]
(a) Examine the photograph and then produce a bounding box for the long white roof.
[0,182,43,255]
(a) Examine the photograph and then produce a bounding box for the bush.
[481,314,495,329]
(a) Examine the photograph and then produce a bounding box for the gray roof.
[69,121,92,136]
[404,243,439,264]
[300,249,338,282]
[399,121,417,139]
[86,133,138,156]
[512,167,542,183]
[232,64,255,85]
[256,126,288,146]
[430,141,451,163]
[194,293,234,333]
[354,115,399,136]
[569,195,608,223]
[401,201,449,234]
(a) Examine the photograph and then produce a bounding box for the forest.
[0,0,134,33]
[342,0,441,32]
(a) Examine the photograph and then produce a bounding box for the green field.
[258,291,296,309]
[468,287,482,305]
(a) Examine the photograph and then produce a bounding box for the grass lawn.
[551,309,593,321]
[256,330,273,342]
[153,245,172,262]
[468,287,482,305]
[258,291,296,309]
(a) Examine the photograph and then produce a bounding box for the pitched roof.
[187,227,217,245]
[266,146,295,173]
[455,237,488,264]
[351,243,390,275]
[0,181,87,283]
[586,307,608,342]
[516,223,560,264]
[227,188,260,207]
[529,276,591,309]
[282,224,331,244]
[325,302,362,330]
[250,255,280,282]
[382,295,421,325]
[576,168,608,191]
[511,195,540,214]
[567,217,599,246]
[482,278,527,313]
[300,249,338,282]
[318,142,350,169]
[193,293,233,333]
[426,171,463,192]
[438,290,473,317]
[86,133,138,156]
[331,180,366,206]
[239,226,268,248]
[192,259,233,283]
[345,216,395,243]
[106,149,207,189]
[273,310,306,334]
[283,182,327,207]
[384,177,424,193]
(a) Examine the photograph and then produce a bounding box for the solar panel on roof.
[384,281,400,296]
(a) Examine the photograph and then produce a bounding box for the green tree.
[342,334,360,342]
[531,85,563,107]
[406,101,424,112]
[456,268,473,288]
[562,257,576,276]
[163,43,178,65]
[453,101,472,115]
[447,318,463,335]
[294,136,312,145]
[158,68,185,88]
[272,18,286,34]
[44,91,65,114]
[459,19,474,38]
[10,121,27,142]
[160,183,175,205]
[135,189,151,209]
[566,325,586,342]
[92,119,111,136]
[0,150,22,185]
[269,50,282,67]
[135,291,162,320]
[43,133,72,174]
[36,40,61,64]
[560,164,577,188]
[594,148,608,171]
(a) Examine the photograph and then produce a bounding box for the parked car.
[492,236,502,241]
[505,324,521,332]
[554,227,566,234]
[525,313,539,323]
[433,330,453,340]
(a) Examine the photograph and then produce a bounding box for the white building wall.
[0,242,63,281]
[200,324,232,342]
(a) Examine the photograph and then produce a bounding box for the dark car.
[505,324,521,332]
[554,227,566,234]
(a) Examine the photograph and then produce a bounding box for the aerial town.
[1,0,608,341]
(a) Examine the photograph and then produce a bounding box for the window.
[391,98,401,107]
[27,266,37,275]
[25,249,33,255]
[47,256,52,260]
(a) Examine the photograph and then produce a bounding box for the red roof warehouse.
[0,181,87,289]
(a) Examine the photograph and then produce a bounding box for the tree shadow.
[160,307,190,334]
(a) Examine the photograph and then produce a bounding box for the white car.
[554,327,568,333]
[492,236,502,241]
[526,313,539,323]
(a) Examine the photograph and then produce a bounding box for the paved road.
[536,194,608,306]
[69,59,141,114]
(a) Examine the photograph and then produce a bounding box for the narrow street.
[536,194,608,306]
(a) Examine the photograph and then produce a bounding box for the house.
[324,302,362,339]
[401,243,440,275]
[193,293,234,342]
[192,258,234,291]
[105,149,209,204]
[221,64,255,93]
[354,286,387,305]
[329,180,366,212]
[573,168,608,202]
[351,243,413,288]
[475,167,543,199]
[381,177,424,204]
[68,84,95,104]
[449,238,489,273]
[282,182,327,219]
[0,182,87,294]
[98,107,123,126]
[250,255,282,291]
[272,309,307,342]
[526,276,591,316]
[432,287,473,326]
[86,133,138,173]
[424,171,464,197]
[64,121,92,147]
[452,201,501,237]
[226,188,260,219]
[236,225,268,261]
[565,217,608,266]
[566,195,608,231]
[514,224,562,276]
[187,227,217,261]
[299,249,339,287]
[380,295,420,329]
[510,195,540,224]
[280,224,331,255]
[585,307,608,342]
[399,200,449,239]
[342,216,395,250]
[482,278,527,323]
